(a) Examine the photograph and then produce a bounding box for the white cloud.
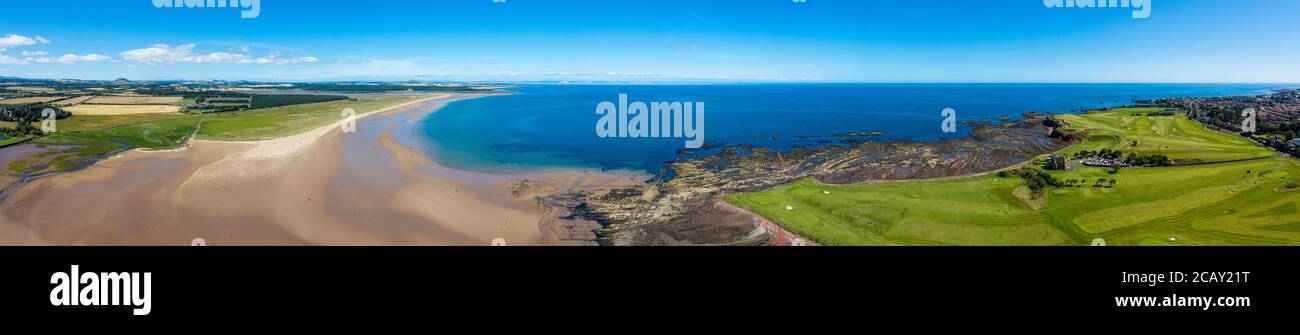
[121,43,320,65]
[35,36,50,44]
[251,54,320,64]
[0,53,27,65]
[21,50,47,57]
[58,53,113,64]
[120,44,199,65]
[0,34,41,51]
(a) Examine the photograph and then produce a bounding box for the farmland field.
[3,86,56,92]
[85,96,184,105]
[726,108,1299,246]
[0,96,68,105]
[51,96,96,106]
[64,104,181,115]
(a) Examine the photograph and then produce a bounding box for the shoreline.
[0,93,648,245]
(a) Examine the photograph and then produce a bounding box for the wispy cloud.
[57,53,113,64]
[0,53,27,65]
[120,43,319,65]
[0,34,49,51]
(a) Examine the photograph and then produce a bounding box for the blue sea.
[415,83,1291,174]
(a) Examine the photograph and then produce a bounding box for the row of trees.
[1062,178,1118,188]
[0,120,43,138]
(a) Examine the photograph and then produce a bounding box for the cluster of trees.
[1123,153,1172,167]
[998,168,1063,197]
[0,104,70,122]
[1196,108,1248,131]
[1259,120,1300,142]
[0,104,70,138]
[1072,148,1124,160]
[1138,111,1178,117]
[0,120,43,138]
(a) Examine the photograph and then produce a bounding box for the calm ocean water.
[415,83,1291,173]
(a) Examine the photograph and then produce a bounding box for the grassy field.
[726,108,1300,246]
[194,96,425,141]
[1055,108,1275,164]
[0,135,33,148]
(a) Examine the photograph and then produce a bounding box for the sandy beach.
[0,94,648,246]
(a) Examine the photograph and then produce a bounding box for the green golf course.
[726,108,1300,246]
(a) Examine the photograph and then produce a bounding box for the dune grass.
[726,108,1300,246]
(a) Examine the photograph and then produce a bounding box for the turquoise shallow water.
[416,83,1291,174]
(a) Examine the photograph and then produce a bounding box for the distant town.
[1153,89,1300,156]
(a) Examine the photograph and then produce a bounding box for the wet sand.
[0,94,648,245]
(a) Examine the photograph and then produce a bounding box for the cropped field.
[727,108,1299,246]
[0,96,68,105]
[52,96,96,107]
[85,96,184,105]
[64,104,181,115]
[1055,108,1274,164]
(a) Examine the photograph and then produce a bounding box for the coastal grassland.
[1055,108,1275,164]
[0,135,33,148]
[10,117,203,174]
[726,158,1300,246]
[726,107,1300,246]
[194,96,426,141]
[47,116,201,150]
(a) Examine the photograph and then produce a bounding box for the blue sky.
[1,0,1297,82]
